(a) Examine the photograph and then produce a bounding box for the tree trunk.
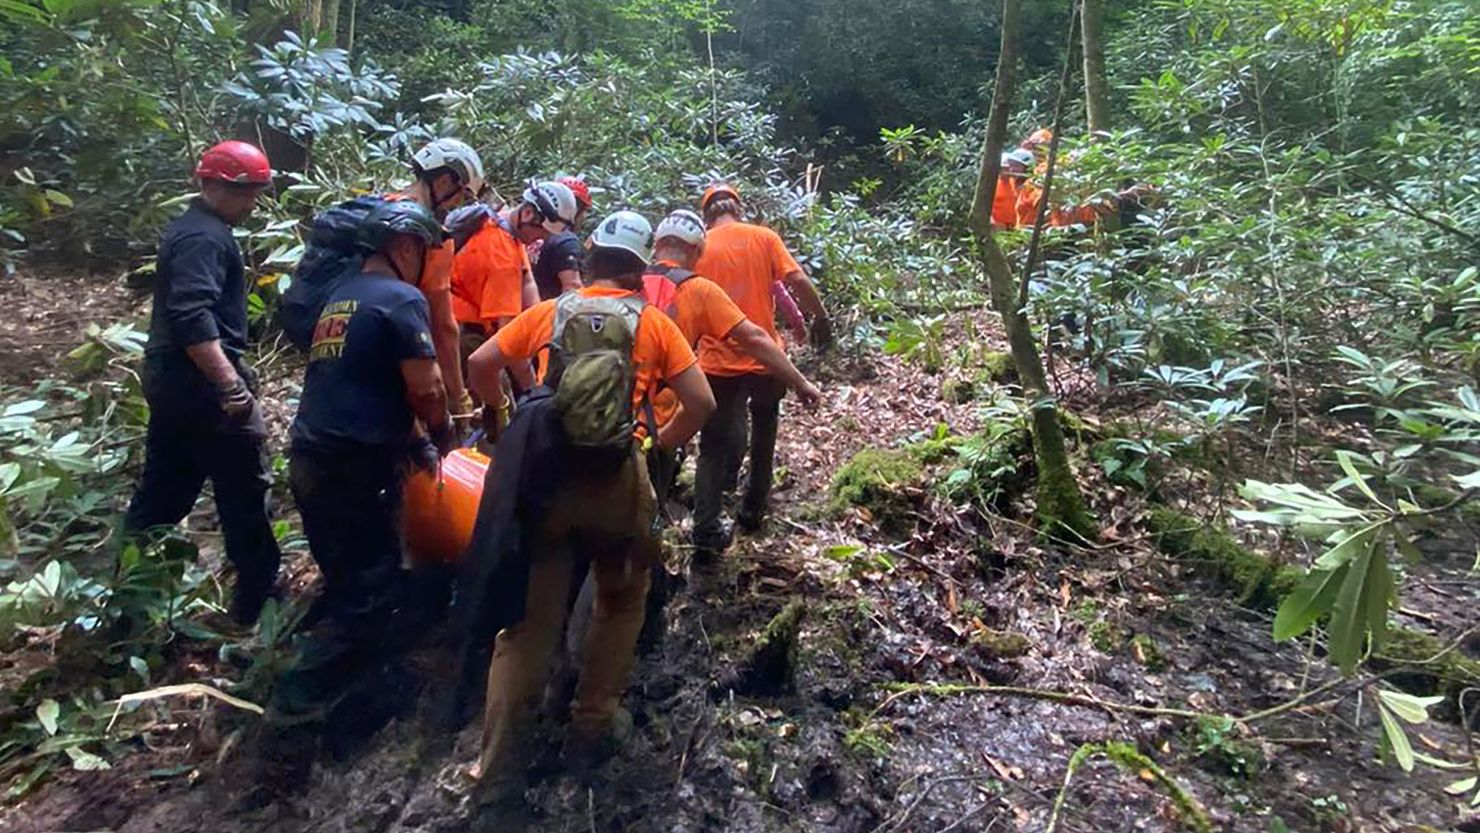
[968,0,1096,541]
[323,0,341,45]
[301,0,322,36]
[346,0,356,55]
[1081,0,1110,136]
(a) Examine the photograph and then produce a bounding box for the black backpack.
[279,195,387,351]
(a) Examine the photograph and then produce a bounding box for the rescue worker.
[529,176,592,300]
[450,180,580,439]
[992,148,1036,230]
[464,211,715,803]
[690,183,831,557]
[272,199,456,723]
[389,138,486,422]
[124,140,281,626]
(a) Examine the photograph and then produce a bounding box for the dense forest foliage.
[1,0,1478,831]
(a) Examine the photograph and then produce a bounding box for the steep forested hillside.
[1,1,1477,831]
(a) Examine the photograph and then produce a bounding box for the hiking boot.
[735,507,765,535]
[691,524,732,565]
[230,577,282,627]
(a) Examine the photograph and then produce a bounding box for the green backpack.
[545,293,650,454]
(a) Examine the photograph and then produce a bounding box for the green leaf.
[1445,776,1477,796]
[1375,689,1444,724]
[3,400,45,417]
[1377,702,1415,772]
[1313,523,1382,570]
[35,699,59,735]
[42,189,72,208]
[64,746,110,771]
[0,462,19,493]
[1328,528,1382,675]
[1273,563,1348,641]
[1336,451,1384,508]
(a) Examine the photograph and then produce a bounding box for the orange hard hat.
[701,182,741,211]
[1021,128,1054,150]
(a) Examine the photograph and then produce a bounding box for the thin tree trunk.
[968,0,1095,541]
[302,0,322,36]
[323,0,341,45]
[1081,0,1110,136]
[346,0,356,55]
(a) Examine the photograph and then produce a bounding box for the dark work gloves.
[217,376,255,418]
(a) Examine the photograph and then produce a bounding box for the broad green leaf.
[1314,523,1382,570]
[1392,529,1422,565]
[1328,529,1381,675]
[1273,563,1348,641]
[43,189,72,208]
[1452,470,1480,490]
[1377,702,1415,772]
[36,699,59,735]
[1375,689,1444,724]
[1446,776,1477,796]
[3,400,45,417]
[0,462,19,493]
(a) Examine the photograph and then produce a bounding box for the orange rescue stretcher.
[402,448,489,565]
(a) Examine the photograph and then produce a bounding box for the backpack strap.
[645,263,697,286]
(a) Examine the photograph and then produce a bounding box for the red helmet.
[559,176,592,211]
[195,141,271,185]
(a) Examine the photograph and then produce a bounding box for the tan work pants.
[474,449,659,797]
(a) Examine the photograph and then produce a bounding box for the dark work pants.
[274,450,404,716]
[123,394,281,596]
[693,372,785,545]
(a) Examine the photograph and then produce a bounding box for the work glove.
[217,376,255,418]
[808,315,835,352]
[410,435,440,473]
[237,360,261,396]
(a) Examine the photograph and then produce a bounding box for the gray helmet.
[357,200,447,253]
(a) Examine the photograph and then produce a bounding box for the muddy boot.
[561,707,633,781]
[237,712,322,810]
[229,575,283,627]
[690,523,732,567]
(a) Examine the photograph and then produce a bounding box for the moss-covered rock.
[940,377,976,404]
[1145,506,1301,607]
[975,350,1017,386]
[971,628,1032,659]
[829,448,925,531]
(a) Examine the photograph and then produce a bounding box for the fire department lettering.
[309,299,357,361]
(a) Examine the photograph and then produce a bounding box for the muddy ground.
[2,281,1479,833]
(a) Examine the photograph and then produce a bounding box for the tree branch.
[1018,0,1081,310]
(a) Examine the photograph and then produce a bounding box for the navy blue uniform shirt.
[291,271,438,455]
[143,199,249,402]
[532,231,584,301]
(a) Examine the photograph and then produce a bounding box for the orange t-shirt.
[692,221,801,377]
[648,263,749,425]
[992,176,1023,229]
[493,286,698,416]
[451,217,530,326]
[381,192,453,294]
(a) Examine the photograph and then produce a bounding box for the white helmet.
[1001,148,1035,172]
[590,210,654,262]
[655,209,705,247]
[412,138,485,196]
[521,180,579,234]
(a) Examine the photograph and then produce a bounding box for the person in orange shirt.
[690,183,830,558]
[385,138,486,418]
[450,180,580,438]
[992,148,1035,229]
[464,210,715,803]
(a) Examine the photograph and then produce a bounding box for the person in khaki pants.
[465,211,715,805]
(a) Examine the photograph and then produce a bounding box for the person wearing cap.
[123,140,282,627]
[269,199,457,727]
[464,211,715,804]
[690,182,831,558]
[529,176,593,301]
[388,138,487,423]
[450,179,580,440]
